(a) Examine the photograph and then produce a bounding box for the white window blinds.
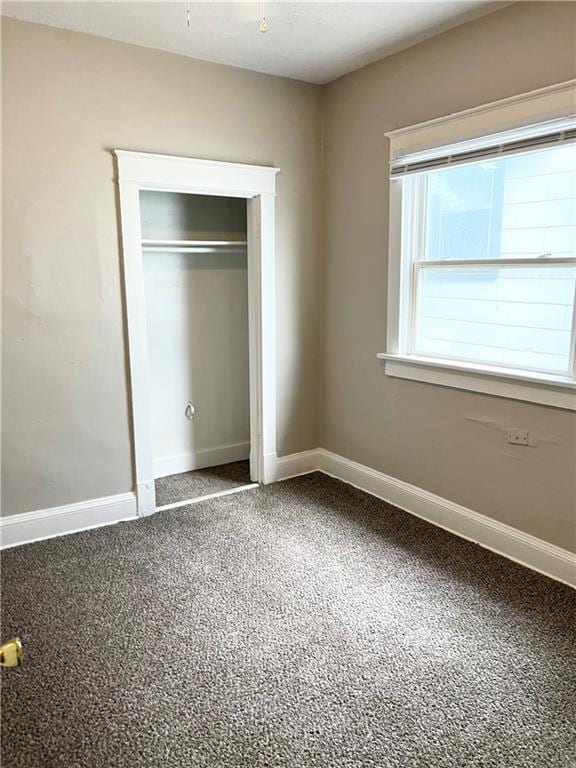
[389,116,576,178]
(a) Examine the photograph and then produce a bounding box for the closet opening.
[140,190,256,509]
[116,150,279,517]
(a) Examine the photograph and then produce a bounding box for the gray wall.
[321,2,576,551]
[1,18,322,515]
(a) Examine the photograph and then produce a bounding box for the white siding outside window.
[411,145,576,376]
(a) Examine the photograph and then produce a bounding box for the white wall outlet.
[507,428,530,446]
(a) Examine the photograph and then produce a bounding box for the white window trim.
[382,80,576,411]
[378,354,576,410]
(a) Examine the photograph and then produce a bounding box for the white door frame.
[114,150,280,516]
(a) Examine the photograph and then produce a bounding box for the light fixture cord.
[186,0,191,29]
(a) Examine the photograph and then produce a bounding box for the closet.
[140,190,251,507]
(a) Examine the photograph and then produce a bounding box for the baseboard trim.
[271,449,321,482]
[3,450,573,588]
[0,492,138,550]
[153,442,250,479]
[313,449,575,589]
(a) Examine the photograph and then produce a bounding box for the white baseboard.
[3,448,574,589]
[269,449,321,483]
[153,442,250,479]
[312,449,576,589]
[0,492,138,550]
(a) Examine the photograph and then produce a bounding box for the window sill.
[377,353,576,411]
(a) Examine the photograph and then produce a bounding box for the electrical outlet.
[507,428,530,446]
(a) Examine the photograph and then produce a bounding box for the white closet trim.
[115,150,280,516]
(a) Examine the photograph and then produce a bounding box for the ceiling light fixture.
[184,0,267,35]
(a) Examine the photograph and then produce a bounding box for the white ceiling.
[1,1,507,84]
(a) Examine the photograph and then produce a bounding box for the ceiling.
[1,1,507,84]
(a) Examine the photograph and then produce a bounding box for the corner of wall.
[317,83,329,450]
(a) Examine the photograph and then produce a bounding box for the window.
[408,143,576,375]
[382,84,576,411]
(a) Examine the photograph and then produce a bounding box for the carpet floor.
[1,473,575,768]
[154,460,252,507]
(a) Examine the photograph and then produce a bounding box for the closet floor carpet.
[154,460,252,506]
[1,473,575,768]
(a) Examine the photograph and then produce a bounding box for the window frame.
[382,81,576,411]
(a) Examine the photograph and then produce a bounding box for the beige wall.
[1,18,322,515]
[322,2,576,551]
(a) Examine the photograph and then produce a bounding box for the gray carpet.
[155,460,252,506]
[1,473,575,768]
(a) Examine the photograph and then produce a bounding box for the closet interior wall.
[140,191,250,483]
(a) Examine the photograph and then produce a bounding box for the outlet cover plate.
[507,428,530,446]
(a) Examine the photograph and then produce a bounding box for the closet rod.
[141,239,247,254]
[141,239,247,247]
[142,247,247,254]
